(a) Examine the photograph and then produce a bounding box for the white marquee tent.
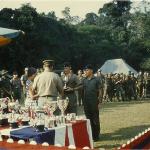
[100,58,138,75]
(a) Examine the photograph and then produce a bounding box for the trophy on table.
[57,97,69,116]
[48,101,57,117]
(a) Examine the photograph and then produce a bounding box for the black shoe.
[93,137,100,142]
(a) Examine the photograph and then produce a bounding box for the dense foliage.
[0,1,150,74]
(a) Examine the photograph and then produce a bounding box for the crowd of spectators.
[0,67,149,104]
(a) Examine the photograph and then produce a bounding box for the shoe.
[93,137,100,142]
[93,134,100,142]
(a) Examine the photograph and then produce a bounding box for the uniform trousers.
[25,97,37,108]
[38,97,57,108]
[83,104,100,141]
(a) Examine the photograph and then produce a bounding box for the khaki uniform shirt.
[32,70,63,97]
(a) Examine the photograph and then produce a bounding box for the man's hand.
[98,97,102,110]
[64,87,74,92]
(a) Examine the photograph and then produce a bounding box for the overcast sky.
[0,0,112,19]
[0,0,145,19]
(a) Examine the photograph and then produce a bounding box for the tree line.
[0,0,150,74]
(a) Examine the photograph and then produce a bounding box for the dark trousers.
[84,105,100,140]
[77,89,83,106]
[64,92,77,114]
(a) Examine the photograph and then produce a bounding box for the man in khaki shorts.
[32,60,63,108]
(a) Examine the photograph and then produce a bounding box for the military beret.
[84,64,93,70]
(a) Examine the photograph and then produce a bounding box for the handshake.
[64,86,74,92]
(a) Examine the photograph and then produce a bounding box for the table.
[0,120,93,149]
[0,140,89,150]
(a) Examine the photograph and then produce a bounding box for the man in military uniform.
[82,64,101,142]
[10,71,22,102]
[96,69,105,102]
[32,60,63,108]
[21,68,28,97]
[0,70,12,98]
[62,62,80,114]
[137,71,144,99]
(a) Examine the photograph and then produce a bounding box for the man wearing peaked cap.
[32,59,63,108]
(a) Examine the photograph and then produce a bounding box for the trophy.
[63,76,68,90]
[48,101,57,117]
[57,97,69,116]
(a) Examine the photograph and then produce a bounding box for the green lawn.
[94,100,150,149]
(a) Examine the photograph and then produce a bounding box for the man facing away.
[32,60,63,108]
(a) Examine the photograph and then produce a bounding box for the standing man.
[82,64,101,142]
[10,71,22,102]
[137,71,144,99]
[25,67,38,108]
[21,67,28,103]
[96,69,105,101]
[32,60,63,108]
[62,62,80,114]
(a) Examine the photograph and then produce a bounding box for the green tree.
[82,13,98,25]
[61,7,80,25]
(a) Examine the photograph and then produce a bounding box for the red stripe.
[72,120,91,148]
[65,126,69,146]
[120,131,150,149]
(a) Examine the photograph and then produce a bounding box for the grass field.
[92,100,150,149]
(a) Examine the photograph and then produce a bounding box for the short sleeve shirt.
[32,70,63,97]
[82,76,100,105]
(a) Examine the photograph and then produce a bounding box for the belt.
[40,95,56,98]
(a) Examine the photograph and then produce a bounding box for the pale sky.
[0,0,112,19]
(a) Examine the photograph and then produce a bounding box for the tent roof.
[0,27,24,46]
[100,58,138,75]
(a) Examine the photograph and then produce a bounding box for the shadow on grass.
[96,124,150,149]
[78,100,150,115]
[101,100,150,113]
